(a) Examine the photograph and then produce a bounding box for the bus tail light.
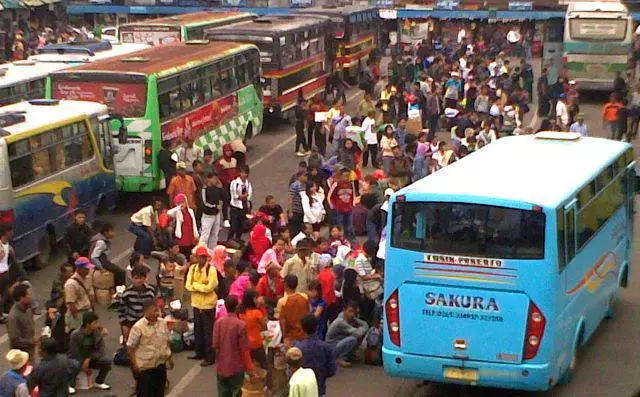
[523,301,546,360]
[386,289,401,347]
[0,209,14,224]
[144,140,152,164]
[561,56,567,65]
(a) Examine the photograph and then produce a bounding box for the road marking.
[166,364,202,397]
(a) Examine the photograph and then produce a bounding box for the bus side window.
[557,207,566,271]
[565,207,576,263]
[415,211,425,240]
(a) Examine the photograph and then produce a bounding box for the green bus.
[118,12,256,46]
[47,41,264,192]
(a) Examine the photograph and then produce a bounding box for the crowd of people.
[0,21,637,397]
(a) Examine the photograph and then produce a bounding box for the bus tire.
[605,295,616,319]
[96,196,108,216]
[562,328,584,385]
[620,267,629,288]
[244,123,253,142]
[33,229,54,270]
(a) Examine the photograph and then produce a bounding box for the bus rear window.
[52,77,147,118]
[569,18,627,41]
[392,202,545,259]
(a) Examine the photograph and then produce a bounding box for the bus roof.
[56,41,254,77]
[0,100,108,137]
[120,11,255,27]
[207,15,329,36]
[399,134,631,208]
[567,2,628,14]
[29,42,149,64]
[0,60,71,88]
[295,5,378,17]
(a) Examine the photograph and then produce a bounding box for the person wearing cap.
[167,161,197,210]
[286,347,318,397]
[68,312,111,391]
[0,349,29,397]
[213,296,255,397]
[185,245,218,367]
[127,300,174,397]
[555,93,570,130]
[569,113,588,137]
[7,284,35,360]
[64,257,94,334]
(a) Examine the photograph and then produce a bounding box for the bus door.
[543,19,564,85]
[562,199,577,289]
[96,115,115,171]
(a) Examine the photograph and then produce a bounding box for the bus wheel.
[244,123,253,142]
[33,230,54,270]
[605,295,616,319]
[562,330,583,384]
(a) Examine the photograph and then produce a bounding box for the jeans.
[200,213,221,250]
[217,372,244,397]
[295,123,308,152]
[229,207,246,240]
[136,364,167,397]
[194,307,215,363]
[335,211,354,241]
[289,212,304,237]
[71,355,111,386]
[333,336,358,360]
[128,223,153,256]
[605,121,619,140]
[363,144,378,168]
[412,155,427,182]
[366,217,378,242]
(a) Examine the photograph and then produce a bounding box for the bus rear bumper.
[382,348,553,391]
[571,79,614,91]
[117,175,161,193]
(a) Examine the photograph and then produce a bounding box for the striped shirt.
[117,284,156,324]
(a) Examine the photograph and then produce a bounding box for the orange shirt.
[240,308,264,350]
[603,102,621,122]
[167,175,197,209]
[276,292,309,342]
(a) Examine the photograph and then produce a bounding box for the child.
[158,258,176,302]
[317,254,339,324]
[217,260,236,300]
[126,252,153,284]
[228,260,251,300]
[308,281,327,339]
[239,289,268,370]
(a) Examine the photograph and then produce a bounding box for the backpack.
[113,345,130,366]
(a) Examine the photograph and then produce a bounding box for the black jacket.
[63,223,92,257]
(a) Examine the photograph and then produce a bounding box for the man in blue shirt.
[294,314,336,397]
[569,113,588,137]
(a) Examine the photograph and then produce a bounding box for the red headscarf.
[249,224,271,267]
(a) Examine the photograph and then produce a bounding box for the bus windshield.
[569,18,628,41]
[391,202,545,259]
[51,74,147,118]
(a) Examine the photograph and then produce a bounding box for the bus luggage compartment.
[399,283,530,365]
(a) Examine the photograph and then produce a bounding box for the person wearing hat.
[569,113,588,137]
[64,257,95,334]
[185,246,218,367]
[286,346,319,397]
[0,349,29,396]
[167,161,197,210]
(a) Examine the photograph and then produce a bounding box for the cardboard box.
[92,269,114,290]
[95,288,112,305]
[407,115,422,134]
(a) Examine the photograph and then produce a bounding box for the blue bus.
[0,99,118,268]
[383,132,635,391]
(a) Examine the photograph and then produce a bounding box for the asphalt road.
[0,66,637,397]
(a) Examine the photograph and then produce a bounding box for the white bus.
[0,41,148,106]
[0,99,119,267]
[563,2,632,91]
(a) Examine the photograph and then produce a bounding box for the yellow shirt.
[185,264,218,309]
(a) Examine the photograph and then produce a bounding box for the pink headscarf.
[174,193,187,205]
[210,245,228,275]
[257,248,281,274]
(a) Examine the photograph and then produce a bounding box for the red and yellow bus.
[206,15,330,119]
[296,5,379,81]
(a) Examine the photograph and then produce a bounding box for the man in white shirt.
[569,113,588,136]
[229,165,253,241]
[556,94,570,130]
[362,109,379,168]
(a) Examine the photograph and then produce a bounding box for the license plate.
[444,367,478,382]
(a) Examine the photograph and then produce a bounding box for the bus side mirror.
[109,115,128,145]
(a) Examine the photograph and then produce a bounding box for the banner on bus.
[221,0,246,7]
[374,0,394,8]
[508,1,532,11]
[435,0,459,10]
[161,93,238,142]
